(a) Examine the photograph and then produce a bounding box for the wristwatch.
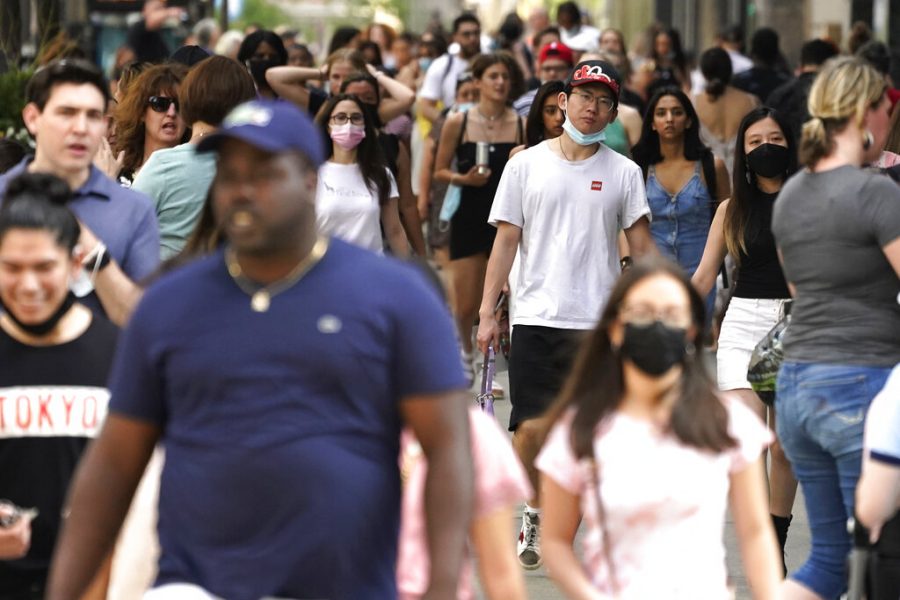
[83,245,112,272]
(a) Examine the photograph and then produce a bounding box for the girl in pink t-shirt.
[536,257,781,599]
[397,407,531,600]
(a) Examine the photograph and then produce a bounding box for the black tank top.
[733,190,791,299]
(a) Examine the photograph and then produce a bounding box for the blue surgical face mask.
[419,57,433,72]
[561,112,607,146]
[455,102,475,113]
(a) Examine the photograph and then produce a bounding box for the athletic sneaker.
[517,510,541,569]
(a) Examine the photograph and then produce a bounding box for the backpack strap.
[440,55,456,91]
[700,150,730,287]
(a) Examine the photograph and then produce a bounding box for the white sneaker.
[517,510,542,569]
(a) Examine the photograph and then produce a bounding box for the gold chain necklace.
[225,237,329,312]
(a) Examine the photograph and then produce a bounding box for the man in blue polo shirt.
[47,100,474,600]
[0,59,159,325]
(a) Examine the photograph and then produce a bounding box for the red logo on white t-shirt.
[591,181,603,191]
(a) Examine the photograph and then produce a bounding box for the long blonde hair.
[800,56,886,167]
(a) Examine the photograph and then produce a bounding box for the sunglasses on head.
[148,96,178,113]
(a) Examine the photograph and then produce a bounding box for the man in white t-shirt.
[416,13,482,124]
[476,59,656,570]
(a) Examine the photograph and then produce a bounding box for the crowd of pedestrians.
[0,1,898,599]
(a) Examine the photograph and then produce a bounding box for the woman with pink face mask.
[314,94,409,256]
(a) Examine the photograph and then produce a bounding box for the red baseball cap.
[565,59,621,97]
[538,41,574,67]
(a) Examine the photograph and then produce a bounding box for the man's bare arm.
[476,222,521,353]
[400,391,473,599]
[416,97,442,124]
[46,415,159,600]
[623,216,658,258]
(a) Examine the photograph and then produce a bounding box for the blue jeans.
[776,361,892,599]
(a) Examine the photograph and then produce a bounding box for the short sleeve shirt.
[396,408,531,598]
[536,396,771,598]
[108,239,466,600]
[772,166,900,366]
[419,54,468,108]
[489,141,650,329]
[0,160,161,316]
[0,317,118,591]
[132,143,216,260]
[315,162,398,254]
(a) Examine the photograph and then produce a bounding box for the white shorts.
[716,297,787,391]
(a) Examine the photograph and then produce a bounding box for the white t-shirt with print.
[316,161,398,254]
[419,54,469,108]
[489,141,650,330]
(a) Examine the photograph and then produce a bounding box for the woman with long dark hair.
[537,256,780,598]
[772,56,900,600]
[237,29,288,100]
[341,71,425,255]
[433,52,525,379]
[314,93,407,256]
[511,79,565,156]
[631,87,729,295]
[0,173,118,596]
[692,107,799,572]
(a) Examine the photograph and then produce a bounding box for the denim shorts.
[776,361,892,599]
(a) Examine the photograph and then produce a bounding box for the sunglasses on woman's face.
[148,96,178,113]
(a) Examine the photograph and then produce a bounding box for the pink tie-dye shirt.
[396,408,532,600]
[536,395,772,600]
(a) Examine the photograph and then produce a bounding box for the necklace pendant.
[251,290,271,312]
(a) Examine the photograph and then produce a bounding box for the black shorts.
[508,325,586,431]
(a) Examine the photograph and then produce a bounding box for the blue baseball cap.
[196,99,325,168]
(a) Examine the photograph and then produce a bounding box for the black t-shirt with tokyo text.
[0,316,117,595]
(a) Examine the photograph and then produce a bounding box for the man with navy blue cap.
[47,100,474,600]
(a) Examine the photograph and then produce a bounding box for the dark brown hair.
[114,63,188,176]
[26,58,110,111]
[470,51,526,105]
[179,56,257,126]
[545,256,736,459]
[725,107,798,262]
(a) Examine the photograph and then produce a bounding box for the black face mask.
[246,58,280,89]
[0,291,77,337]
[620,321,687,376]
[746,143,789,179]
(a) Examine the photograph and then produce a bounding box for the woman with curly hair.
[113,63,188,184]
